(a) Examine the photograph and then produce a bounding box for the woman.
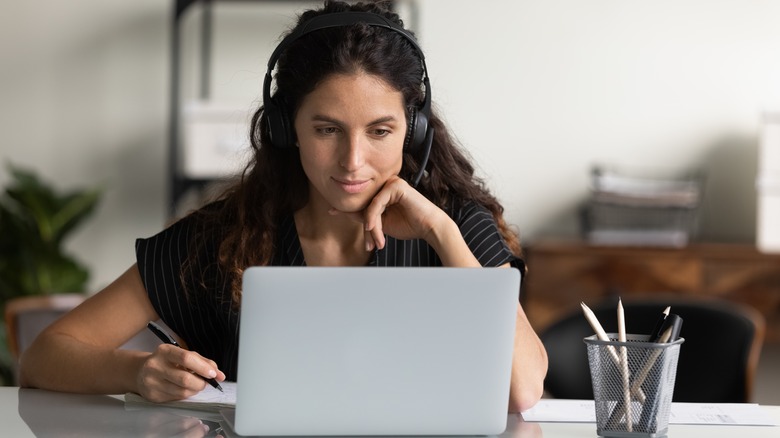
[20,1,547,412]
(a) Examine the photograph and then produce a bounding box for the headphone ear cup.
[404,108,418,152]
[405,107,429,154]
[411,108,429,153]
[266,96,293,149]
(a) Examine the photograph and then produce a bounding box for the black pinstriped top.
[135,200,520,380]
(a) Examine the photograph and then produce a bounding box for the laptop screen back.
[235,267,520,436]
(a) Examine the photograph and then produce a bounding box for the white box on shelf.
[180,100,252,179]
[757,174,780,253]
[757,112,780,253]
[760,111,780,174]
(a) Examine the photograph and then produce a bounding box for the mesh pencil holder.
[584,334,684,438]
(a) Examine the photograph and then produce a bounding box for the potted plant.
[0,163,101,385]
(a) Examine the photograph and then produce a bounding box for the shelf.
[523,239,780,342]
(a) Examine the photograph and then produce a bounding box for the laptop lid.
[235,267,520,436]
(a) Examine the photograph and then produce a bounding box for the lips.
[333,177,370,194]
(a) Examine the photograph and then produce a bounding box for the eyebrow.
[311,114,399,126]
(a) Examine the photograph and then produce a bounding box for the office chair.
[540,294,765,403]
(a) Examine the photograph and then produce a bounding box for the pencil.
[617,298,632,432]
[580,302,645,403]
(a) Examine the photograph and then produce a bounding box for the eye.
[372,128,390,137]
[316,126,340,135]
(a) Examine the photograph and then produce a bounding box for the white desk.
[1,387,778,437]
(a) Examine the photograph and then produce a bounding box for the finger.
[143,376,203,402]
[368,218,386,250]
[156,346,222,394]
[166,346,221,383]
[151,365,208,399]
[363,193,392,232]
[363,228,375,252]
[139,352,205,402]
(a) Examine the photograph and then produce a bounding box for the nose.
[338,133,365,171]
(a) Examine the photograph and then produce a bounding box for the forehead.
[300,72,405,113]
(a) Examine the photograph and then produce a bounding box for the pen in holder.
[584,334,684,438]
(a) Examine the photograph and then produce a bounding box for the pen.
[637,314,683,431]
[649,306,671,342]
[652,313,683,344]
[146,321,223,392]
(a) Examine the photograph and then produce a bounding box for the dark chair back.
[540,295,765,402]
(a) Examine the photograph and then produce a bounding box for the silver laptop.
[233,267,520,436]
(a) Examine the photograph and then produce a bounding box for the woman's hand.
[329,175,482,267]
[330,175,449,251]
[136,344,226,403]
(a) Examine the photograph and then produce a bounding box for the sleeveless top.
[135,200,520,380]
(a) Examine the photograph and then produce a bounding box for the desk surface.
[1,387,779,437]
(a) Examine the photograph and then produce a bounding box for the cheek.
[298,147,330,182]
[391,154,403,175]
[376,144,405,175]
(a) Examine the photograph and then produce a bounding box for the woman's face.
[294,72,407,213]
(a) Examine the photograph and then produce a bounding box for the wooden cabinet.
[522,240,780,341]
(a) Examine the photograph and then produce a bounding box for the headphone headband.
[267,12,425,73]
[263,12,430,115]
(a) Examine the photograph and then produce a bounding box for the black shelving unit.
[168,0,216,218]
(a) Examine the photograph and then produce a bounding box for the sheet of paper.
[670,402,778,426]
[521,399,779,426]
[184,381,236,405]
[521,399,596,423]
[125,381,237,412]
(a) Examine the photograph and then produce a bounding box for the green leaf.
[0,162,100,300]
[50,188,101,245]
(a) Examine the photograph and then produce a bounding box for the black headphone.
[262,11,434,187]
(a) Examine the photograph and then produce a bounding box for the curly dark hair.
[185,1,521,304]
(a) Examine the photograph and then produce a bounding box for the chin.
[331,202,369,213]
[328,195,371,213]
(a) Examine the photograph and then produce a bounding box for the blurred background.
[0,0,780,290]
[1,0,779,397]
[3,0,780,290]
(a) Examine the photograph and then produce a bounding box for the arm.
[339,175,481,267]
[508,302,548,412]
[352,179,549,409]
[19,264,225,401]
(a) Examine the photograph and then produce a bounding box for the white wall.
[420,0,780,244]
[0,1,170,291]
[2,0,780,292]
